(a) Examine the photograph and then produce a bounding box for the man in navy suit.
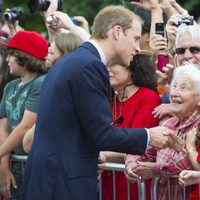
[21,5,183,200]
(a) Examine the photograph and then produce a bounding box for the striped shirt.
[126,111,200,200]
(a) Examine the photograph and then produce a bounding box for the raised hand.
[166,14,181,48]
[73,16,90,34]
[152,103,183,119]
[149,34,168,54]
[129,0,159,11]
[156,58,175,89]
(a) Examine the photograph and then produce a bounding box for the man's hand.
[148,127,184,151]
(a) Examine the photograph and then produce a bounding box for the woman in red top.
[101,53,160,200]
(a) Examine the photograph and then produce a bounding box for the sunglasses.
[175,46,200,55]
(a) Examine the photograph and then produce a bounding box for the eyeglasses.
[175,46,200,55]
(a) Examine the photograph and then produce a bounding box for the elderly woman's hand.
[166,131,185,152]
[132,161,155,180]
[186,128,197,151]
[153,103,183,119]
[124,161,140,183]
[179,170,200,187]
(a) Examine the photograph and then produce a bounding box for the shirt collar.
[88,39,106,65]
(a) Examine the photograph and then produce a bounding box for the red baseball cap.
[0,30,48,61]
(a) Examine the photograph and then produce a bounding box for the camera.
[4,7,23,22]
[28,0,63,13]
[173,16,194,27]
[46,15,57,26]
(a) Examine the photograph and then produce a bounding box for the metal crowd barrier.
[98,162,146,200]
[8,155,200,200]
[10,154,28,162]
[151,176,200,200]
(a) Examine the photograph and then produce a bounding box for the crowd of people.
[0,0,200,200]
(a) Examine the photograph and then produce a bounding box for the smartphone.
[155,23,164,37]
[157,53,169,72]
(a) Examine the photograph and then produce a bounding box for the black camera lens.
[4,7,23,22]
[28,0,63,13]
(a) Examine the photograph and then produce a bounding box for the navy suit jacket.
[21,42,148,200]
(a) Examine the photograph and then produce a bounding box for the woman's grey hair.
[175,24,200,47]
[171,62,200,94]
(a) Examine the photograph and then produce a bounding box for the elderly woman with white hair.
[125,63,200,200]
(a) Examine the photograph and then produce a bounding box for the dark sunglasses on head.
[175,46,200,55]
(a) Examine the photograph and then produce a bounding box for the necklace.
[112,83,134,126]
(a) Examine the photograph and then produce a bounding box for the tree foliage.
[2,0,200,33]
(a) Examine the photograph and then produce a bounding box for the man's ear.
[112,25,123,40]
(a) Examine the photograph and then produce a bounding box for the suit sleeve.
[71,60,148,155]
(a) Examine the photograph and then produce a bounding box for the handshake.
[148,126,184,152]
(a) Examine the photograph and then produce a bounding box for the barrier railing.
[98,162,146,200]
[151,176,200,200]
[8,155,200,200]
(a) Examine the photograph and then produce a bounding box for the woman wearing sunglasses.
[100,52,160,200]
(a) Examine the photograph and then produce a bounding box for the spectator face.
[177,32,200,67]
[170,74,199,119]
[6,55,24,76]
[107,64,131,90]
[46,41,61,67]
[115,20,141,68]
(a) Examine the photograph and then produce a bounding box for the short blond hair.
[91,5,142,39]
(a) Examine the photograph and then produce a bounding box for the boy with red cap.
[0,30,48,200]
